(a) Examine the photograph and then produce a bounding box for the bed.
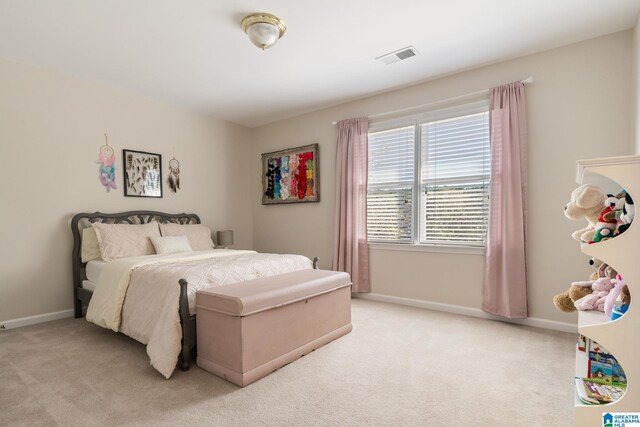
[71,210,319,378]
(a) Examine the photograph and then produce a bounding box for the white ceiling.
[0,1,639,127]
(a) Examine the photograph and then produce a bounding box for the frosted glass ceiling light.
[241,13,286,50]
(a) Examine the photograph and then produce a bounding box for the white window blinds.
[367,125,415,242]
[367,98,490,247]
[420,111,490,246]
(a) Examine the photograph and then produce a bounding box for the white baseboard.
[354,293,578,334]
[0,309,75,330]
[0,297,577,334]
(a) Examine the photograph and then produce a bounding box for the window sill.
[368,243,485,255]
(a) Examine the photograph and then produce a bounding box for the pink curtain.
[332,117,370,293]
[482,82,528,318]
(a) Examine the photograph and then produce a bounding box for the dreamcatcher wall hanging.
[168,157,180,193]
[97,133,117,192]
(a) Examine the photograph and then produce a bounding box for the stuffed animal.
[590,194,625,243]
[604,274,631,317]
[573,277,615,311]
[552,257,617,313]
[589,257,617,280]
[564,184,607,243]
[616,192,635,235]
[553,282,594,312]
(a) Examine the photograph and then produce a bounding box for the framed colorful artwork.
[122,149,163,198]
[261,143,319,205]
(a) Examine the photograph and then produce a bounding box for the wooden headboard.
[70,210,201,318]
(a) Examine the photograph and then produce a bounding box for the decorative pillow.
[159,223,214,251]
[81,227,102,263]
[150,236,192,255]
[92,221,161,261]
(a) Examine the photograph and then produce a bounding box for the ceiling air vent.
[376,46,419,65]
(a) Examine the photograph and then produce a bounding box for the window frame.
[366,97,490,252]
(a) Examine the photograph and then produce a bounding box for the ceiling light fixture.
[241,13,287,50]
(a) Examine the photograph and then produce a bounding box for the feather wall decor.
[97,133,117,192]
[168,157,180,193]
[122,149,162,197]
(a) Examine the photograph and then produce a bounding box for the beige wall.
[0,59,253,322]
[634,13,640,153]
[1,30,634,325]
[251,31,634,323]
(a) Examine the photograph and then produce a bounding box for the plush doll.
[553,282,594,312]
[589,257,617,280]
[611,285,631,319]
[604,274,631,318]
[616,192,635,235]
[590,194,625,243]
[552,258,617,313]
[573,277,615,311]
[564,184,607,243]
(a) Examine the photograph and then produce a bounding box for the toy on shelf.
[564,184,607,243]
[589,257,617,280]
[590,193,625,243]
[552,258,617,313]
[611,303,629,320]
[553,281,593,312]
[573,277,615,311]
[564,184,635,245]
[604,274,631,320]
[616,192,635,235]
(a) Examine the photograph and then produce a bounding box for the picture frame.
[261,143,319,205]
[122,149,163,198]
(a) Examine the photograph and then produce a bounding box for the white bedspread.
[86,249,313,378]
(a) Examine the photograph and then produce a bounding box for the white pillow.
[151,236,193,255]
[81,227,102,263]
[92,221,161,261]
[159,223,215,251]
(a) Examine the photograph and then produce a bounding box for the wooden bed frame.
[71,210,319,371]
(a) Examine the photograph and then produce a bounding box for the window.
[367,99,490,247]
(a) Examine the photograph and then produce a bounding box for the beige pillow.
[159,223,214,251]
[81,227,103,263]
[92,221,161,261]
[151,236,192,255]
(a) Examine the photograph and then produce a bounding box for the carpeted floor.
[0,299,576,426]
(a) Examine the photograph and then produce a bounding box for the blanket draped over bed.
[86,250,313,378]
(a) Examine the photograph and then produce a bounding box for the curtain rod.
[332,76,533,125]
